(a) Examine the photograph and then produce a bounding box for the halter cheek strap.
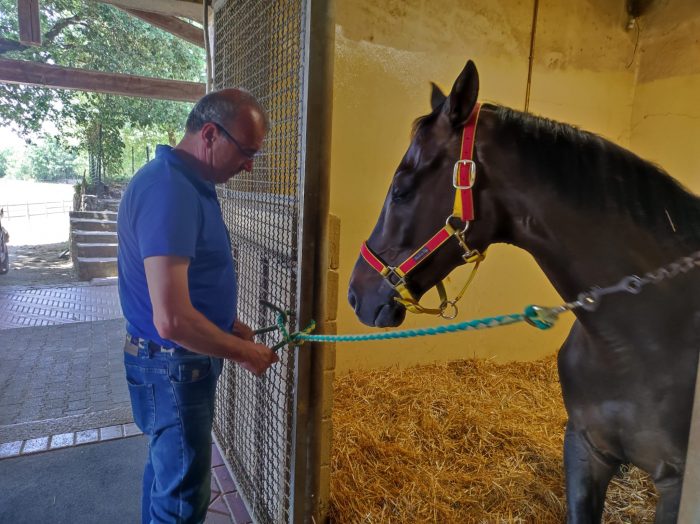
[360,103,485,318]
[453,103,481,221]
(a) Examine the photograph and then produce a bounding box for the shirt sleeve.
[133,175,201,260]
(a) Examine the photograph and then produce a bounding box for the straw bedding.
[330,356,657,523]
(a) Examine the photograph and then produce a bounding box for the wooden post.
[0,58,205,102]
[17,0,42,46]
[120,8,204,48]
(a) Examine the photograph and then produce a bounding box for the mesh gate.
[211,1,327,523]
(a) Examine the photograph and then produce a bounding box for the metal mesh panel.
[212,1,307,523]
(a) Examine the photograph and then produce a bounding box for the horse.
[347,60,700,523]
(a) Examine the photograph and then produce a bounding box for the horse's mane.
[493,105,700,247]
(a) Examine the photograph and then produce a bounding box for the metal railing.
[0,200,73,220]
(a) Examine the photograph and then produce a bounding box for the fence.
[212,0,334,522]
[0,200,74,220]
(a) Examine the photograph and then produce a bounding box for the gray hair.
[185,89,269,133]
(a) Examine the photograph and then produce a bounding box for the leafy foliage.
[0,148,9,178]
[18,136,80,182]
[0,0,204,181]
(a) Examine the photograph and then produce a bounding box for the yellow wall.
[629,6,700,192]
[329,0,655,373]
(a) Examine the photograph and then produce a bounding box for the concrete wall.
[328,0,690,373]
[629,0,700,191]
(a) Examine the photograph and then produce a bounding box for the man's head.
[181,88,269,184]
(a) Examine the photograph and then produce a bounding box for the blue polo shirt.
[117,145,237,348]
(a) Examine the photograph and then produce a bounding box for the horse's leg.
[563,424,620,523]
[653,476,683,524]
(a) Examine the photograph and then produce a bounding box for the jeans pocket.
[168,357,213,384]
[126,378,155,434]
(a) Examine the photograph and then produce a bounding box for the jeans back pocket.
[125,371,156,434]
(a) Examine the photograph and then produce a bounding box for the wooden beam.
[17,0,42,46]
[94,0,207,23]
[120,8,204,48]
[0,58,205,102]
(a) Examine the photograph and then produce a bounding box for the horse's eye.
[391,187,411,203]
[391,169,415,203]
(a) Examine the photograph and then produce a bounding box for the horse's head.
[348,61,499,327]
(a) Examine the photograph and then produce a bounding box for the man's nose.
[243,158,254,172]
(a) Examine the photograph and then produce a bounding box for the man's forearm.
[156,307,249,362]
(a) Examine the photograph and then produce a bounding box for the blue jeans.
[124,345,223,524]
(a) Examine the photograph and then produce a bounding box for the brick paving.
[0,318,130,442]
[0,283,121,329]
[0,280,252,522]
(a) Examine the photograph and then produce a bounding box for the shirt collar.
[156,144,218,198]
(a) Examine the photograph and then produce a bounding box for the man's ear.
[444,60,479,128]
[430,82,447,112]
[201,122,217,146]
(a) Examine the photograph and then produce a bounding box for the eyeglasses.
[213,123,259,161]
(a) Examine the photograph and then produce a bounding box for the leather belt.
[124,335,176,356]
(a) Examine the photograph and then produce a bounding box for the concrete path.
[0,435,146,524]
[0,280,252,522]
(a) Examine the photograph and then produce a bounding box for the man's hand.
[237,340,279,375]
[232,319,255,342]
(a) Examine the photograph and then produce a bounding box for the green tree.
[0,0,204,183]
[19,137,79,182]
[0,149,9,178]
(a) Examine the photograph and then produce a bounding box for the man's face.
[207,108,266,184]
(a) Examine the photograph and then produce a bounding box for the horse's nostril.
[348,290,357,310]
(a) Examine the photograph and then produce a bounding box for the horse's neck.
[479,111,687,303]
[510,209,651,301]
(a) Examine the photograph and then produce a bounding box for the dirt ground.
[0,242,80,287]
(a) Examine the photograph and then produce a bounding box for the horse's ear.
[430,82,446,112]
[445,60,479,128]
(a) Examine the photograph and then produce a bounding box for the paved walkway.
[0,283,121,329]
[0,280,252,522]
[0,318,131,442]
[1,434,251,524]
[0,283,128,442]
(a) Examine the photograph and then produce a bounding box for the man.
[117,89,279,524]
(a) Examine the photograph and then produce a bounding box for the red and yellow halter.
[360,103,485,319]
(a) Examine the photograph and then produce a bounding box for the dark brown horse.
[347,60,700,523]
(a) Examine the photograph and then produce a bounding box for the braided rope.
[293,313,527,343]
[260,250,700,348]
[262,305,560,350]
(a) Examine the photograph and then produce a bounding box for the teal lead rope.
[253,251,700,351]
[255,300,569,352]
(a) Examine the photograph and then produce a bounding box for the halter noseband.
[360,103,485,319]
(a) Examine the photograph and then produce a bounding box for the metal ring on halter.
[446,214,470,235]
[440,301,459,320]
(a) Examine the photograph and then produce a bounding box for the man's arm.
[144,255,278,375]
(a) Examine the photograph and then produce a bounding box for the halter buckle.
[452,159,476,189]
[384,266,406,288]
